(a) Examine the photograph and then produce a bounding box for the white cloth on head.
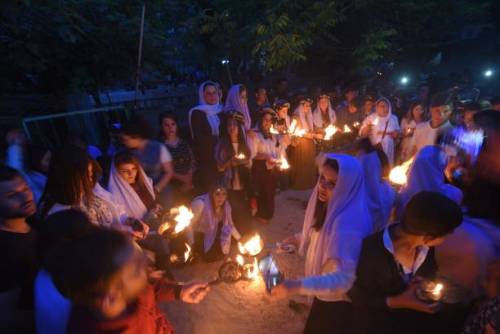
[188,80,223,137]
[397,145,463,218]
[298,154,373,301]
[358,152,396,231]
[190,194,241,254]
[360,97,400,165]
[224,84,251,130]
[313,100,336,129]
[107,162,155,220]
[93,183,127,224]
[294,104,314,132]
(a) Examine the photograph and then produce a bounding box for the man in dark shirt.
[249,87,270,127]
[0,165,38,331]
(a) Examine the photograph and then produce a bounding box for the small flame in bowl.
[238,234,264,256]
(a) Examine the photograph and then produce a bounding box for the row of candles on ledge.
[269,119,360,140]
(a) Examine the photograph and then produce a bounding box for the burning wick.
[235,153,246,160]
[372,118,379,127]
[432,283,444,299]
[389,158,414,185]
[288,119,306,137]
[242,258,260,280]
[343,125,352,133]
[270,126,279,134]
[279,156,290,170]
[324,125,338,140]
[238,234,264,256]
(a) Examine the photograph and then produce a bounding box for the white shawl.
[107,162,155,220]
[358,152,396,231]
[299,154,373,278]
[313,101,336,129]
[191,194,241,254]
[188,81,223,138]
[224,84,252,130]
[294,104,314,132]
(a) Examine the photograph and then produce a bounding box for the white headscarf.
[107,161,155,220]
[397,145,463,217]
[358,152,396,231]
[188,81,223,137]
[93,183,126,224]
[192,194,241,254]
[294,104,314,132]
[224,84,251,130]
[299,154,372,277]
[313,99,336,129]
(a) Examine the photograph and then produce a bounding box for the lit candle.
[343,124,352,133]
[431,283,444,300]
[324,124,338,140]
[238,234,264,256]
[389,158,414,185]
[235,153,246,160]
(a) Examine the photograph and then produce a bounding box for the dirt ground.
[162,189,313,334]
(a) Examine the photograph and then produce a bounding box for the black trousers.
[303,299,356,334]
[228,189,254,236]
[252,160,277,220]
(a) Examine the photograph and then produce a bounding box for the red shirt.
[67,280,181,334]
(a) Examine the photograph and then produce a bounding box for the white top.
[35,270,71,334]
[159,145,173,163]
[412,120,453,154]
[249,132,283,170]
[231,143,243,190]
[383,227,429,283]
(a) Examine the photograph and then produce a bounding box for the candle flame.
[270,126,279,134]
[246,257,260,280]
[157,222,171,235]
[279,156,290,170]
[324,125,338,140]
[236,254,245,266]
[289,119,297,134]
[236,153,246,160]
[432,283,444,297]
[171,205,194,234]
[372,118,379,126]
[238,234,264,256]
[389,158,414,185]
[353,122,360,127]
[184,243,191,262]
[343,125,352,133]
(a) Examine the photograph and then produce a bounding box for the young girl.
[290,97,321,190]
[215,111,253,235]
[189,185,241,262]
[313,94,336,131]
[349,191,463,334]
[108,151,159,221]
[160,113,195,204]
[272,154,373,333]
[224,84,252,130]
[360,97,400,166]
[399,102,426,162]
[46,228,209,334]
[249,109,288,223]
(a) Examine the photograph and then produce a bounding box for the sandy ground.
[162,189,313,334]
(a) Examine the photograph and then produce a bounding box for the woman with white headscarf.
[290,97,321,190]
[272,154,373,333]
[224,84,252,130]
[396,145,463,218]
[189,81,223,193]
[359,97,400,166]
[313,94,336,130]
[358,149,396,232]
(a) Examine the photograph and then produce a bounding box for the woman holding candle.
[313,94,337,153]
[160,113,195,205]
[272,154,373,333]
[188,185,241,262]
[290,97,321,190]
[399,101,426,163]
[359,97,400,166]
[249,109,288,224]
[215,111,253,235]
[348,191,463,334]
[224,84,252,130]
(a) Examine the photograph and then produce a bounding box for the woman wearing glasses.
[271,154,373,333]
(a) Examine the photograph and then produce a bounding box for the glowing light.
[353,122,360,127]
[221,59,230,65]
[157,222,171,235]
[245,258,260,280]
[343,125,352,133]
[279,156,290,170]
[184,243,191,262]
[172,205,194,234]
[400,76,409,85]
[372,117,379,126]
[484,69,493,78]
[288,119,297,134]
[389,158,414,185]
[432,283,444,299]
[324,125,338,140]
[236,153,246,160]
[238,234,264,256]
[270,126,279,134]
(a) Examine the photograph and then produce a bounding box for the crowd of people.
[0,77,499,334]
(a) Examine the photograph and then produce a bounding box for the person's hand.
[148,270,165,282]
[315,133,324,140]
[180,281,210,304]
[386,281,441,314]
[126,219,150,240]
[270,280,301,299]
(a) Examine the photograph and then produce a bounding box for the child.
[47,228,209,334]
[348,191,463,334]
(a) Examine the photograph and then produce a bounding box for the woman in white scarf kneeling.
[272,154,373,334]
[188,185,241,262]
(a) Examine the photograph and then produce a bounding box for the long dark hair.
[313,158,339,231]
[217,112,251,161]
[41,146,94,218]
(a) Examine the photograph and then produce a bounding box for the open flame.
[236,254,245,266]
[172,205,194,234]
[343,125,352,133]
[324,125,338,140]
[235,153,246,160]
[288,119,297,134]
[353,122,360,127]
[245,258,260,280]
[279,156,290,170]
[372,117,379,126]
[238,234,264,256]
[184,243,191,262]
[288,119,306,137]
[432,283,444,299]
[389,158,414,185]
[157,222,171,235]
[270,126,279,134]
